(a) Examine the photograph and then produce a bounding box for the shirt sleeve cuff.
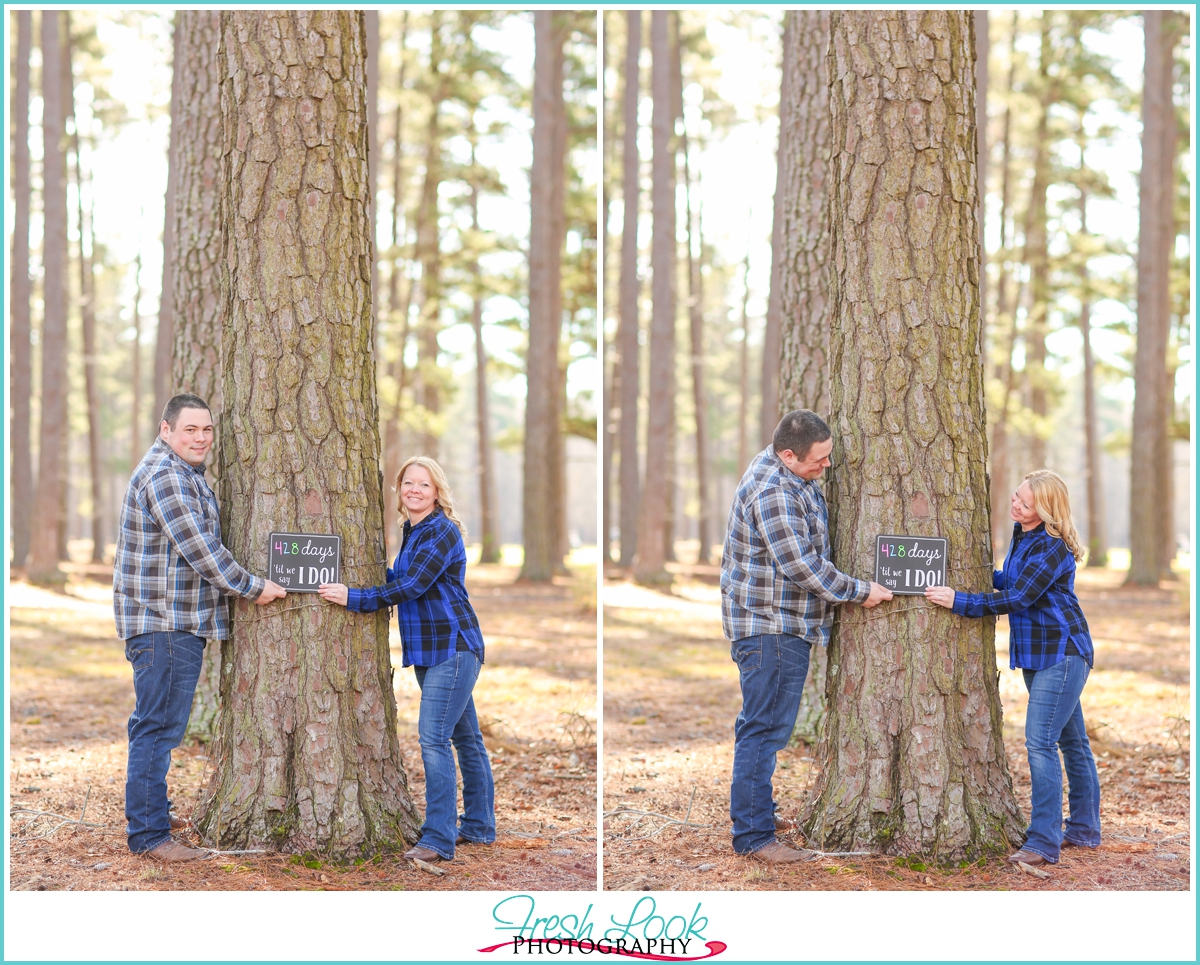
[854,578,872,603]
[244,574,267,601]
[951,591,967,615]
[346,587,365,612]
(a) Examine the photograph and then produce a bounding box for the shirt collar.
[403,506,443,534]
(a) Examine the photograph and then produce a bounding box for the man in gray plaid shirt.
[721,409,892,863]
[113,393,286,862]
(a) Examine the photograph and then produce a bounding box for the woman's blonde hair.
[1023,469,1085,562]
[395,456,467,536]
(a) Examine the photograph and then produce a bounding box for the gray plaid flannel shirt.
[721,447,870,644]
[113,438,264,640]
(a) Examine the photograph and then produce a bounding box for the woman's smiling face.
[1010,481,1041,531]
[401,464,437,522]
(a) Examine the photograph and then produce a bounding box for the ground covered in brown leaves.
[602,558,1191,891]
[8,552,597,891]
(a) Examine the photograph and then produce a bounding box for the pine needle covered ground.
[8,554,597,891]
[602,556,1190,891]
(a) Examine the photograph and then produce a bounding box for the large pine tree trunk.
[195,11,419,854]
[163,11,225,743]
[10,10,34,569]
[522,12,567,582]
[805,10,1023,860]
[632,11,675,584]
[1128,11,1175,586]
[1078,185,1107,567]
[616,10,642,569]
[30,10,69,583]
[775,10,832,740]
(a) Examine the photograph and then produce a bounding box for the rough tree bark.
[775,10,832,740]
[1128,11,1175,586]
[804,10,1024,860]
[30,10,69,582]
[10,10,33,569]
[616,10,642,569]
[166,10,225,743]
[129,249,144,474]
[67,20,105,563]
[736,253,752,475]
[632,10,676,584]
[522,11,567,582]
[195,11,419,855]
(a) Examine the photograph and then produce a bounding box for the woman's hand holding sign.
[924,585,955,608]
[318,583,349,606]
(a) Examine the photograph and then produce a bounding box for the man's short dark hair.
[772,409,831,460]
[161,394,212,430]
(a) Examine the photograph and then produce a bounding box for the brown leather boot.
[403,845,445,862]
[169,814,190,831]
[748,840,812,864]
[147,839,205,863]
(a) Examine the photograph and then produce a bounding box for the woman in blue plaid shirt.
[319,457,494,863]
[926,470,1101,868]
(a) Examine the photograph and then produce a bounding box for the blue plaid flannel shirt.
[113,438,265,640]
[345,507,485,668]
[721,446,871,644]
[953,523,1093,670]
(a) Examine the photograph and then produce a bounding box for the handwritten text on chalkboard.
[875,535,948,596]
[268,532,341,593]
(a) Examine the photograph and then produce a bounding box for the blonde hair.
[1023,470,1085,562]
[395,456,467,536]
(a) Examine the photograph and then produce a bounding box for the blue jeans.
[413,651,495,858]
[1021,655,1102,862]
[124,630,206,853]
[730,633,811,854]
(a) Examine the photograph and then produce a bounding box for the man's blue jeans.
[730,632,811,854]
[124,630,205,853]
[1021,655,1102,862]
[413,651,496,859]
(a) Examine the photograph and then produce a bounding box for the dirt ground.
[602,556,1191,891]
[8,549,597,891]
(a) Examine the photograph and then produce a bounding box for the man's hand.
[924,586,955,609]
[318,583,349,607]
[861,582,894,608]
[255,580,287,605]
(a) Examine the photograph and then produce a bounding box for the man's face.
[161,407,214,466]
[779,437,833,481]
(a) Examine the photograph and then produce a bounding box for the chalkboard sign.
[875,535,948,596]
[268,532,341,593]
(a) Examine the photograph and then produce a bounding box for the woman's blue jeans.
[1021,655,1102,862]
[729,633,811,854]
[124,630,206,853]
[413,651,495,859]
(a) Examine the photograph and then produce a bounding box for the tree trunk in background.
[617,10,642,568]
[680,95,711,565]
[806,10,1023,859]
[10,10,33,569]
[168,10,224,742]
[601,14,616,564]
[152,16,182,447]
[1022,17,1054,470]
[633,11,676,585]
[129,249,144,474]
[777,10,831,419]
[522,11,566,582]
[469,134,500,564]
[1078,186,1107,568]
[414,16,446,458]
[550,30,570,570]
[774,10,832,741]
[1128,11,1173,586]
[760,12,793,448]
[736,254,752,475]
[30,10,69,582]
[196,11,419,854]
[67,22,106,563]
[988,15,1020,557]
[975,11,988,328]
